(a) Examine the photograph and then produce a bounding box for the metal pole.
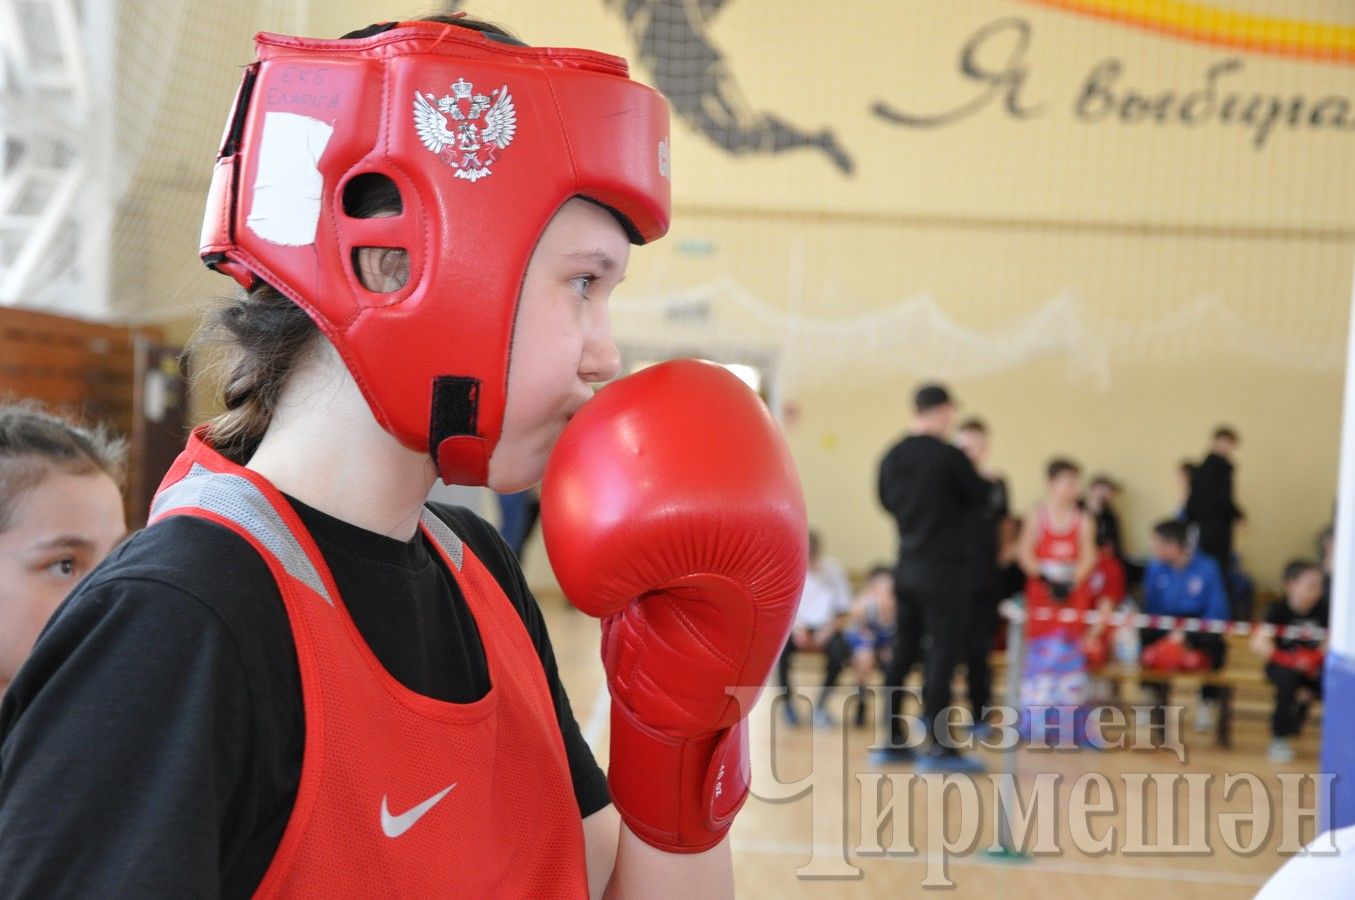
[998,606,1024,855]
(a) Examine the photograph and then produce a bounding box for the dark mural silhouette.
[602,0,854,175]
[439,0,853,174]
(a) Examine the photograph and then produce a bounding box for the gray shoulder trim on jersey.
[419,507,465,571]
[149,464,333,604]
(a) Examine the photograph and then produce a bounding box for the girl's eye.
[45,558,77,578]
[570,275,595,296]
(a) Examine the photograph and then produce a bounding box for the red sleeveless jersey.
[1033,506,1083,585]
[149,430,589,897]
[1027,506,1089,639]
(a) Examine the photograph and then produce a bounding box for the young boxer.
[0,17,804,897]
[1015,458,1096,744]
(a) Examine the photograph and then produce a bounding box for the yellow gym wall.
[118,1,1355,593]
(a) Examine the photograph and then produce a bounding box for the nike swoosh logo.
[380,783,457,838]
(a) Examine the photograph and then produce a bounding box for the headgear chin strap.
[200,22,671,484]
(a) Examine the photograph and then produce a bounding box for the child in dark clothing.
[1252,560,1328,763]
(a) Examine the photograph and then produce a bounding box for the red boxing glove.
[1180,647,1210,672]
[1272,647,1324,677]
[1141,637,1183,670]
[1142,638,1209,672]
[1294,647,1325,677]
[542,359,807,853]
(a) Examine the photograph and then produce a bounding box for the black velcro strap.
[429,376,480,456]
[220,64,259,158]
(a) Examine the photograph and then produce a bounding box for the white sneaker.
[1193,700,1217,734]
[1269,738,1296,764]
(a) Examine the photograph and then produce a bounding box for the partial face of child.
[0,467,125,683]
[1286,568,1324,614]
[1048,471,1080,508]
[955,429,987,466]
[489,198,629,492]
[1150,535,1188,568]
[869,571,895,605]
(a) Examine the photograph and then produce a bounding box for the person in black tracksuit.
[875,384,990,771]
[1185,427,1244,615]
[954,418,1010,731]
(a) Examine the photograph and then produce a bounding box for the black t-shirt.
[0,497,608,898]
[1264,598,1330,653]
[877,434,991,568]
[1186,453,1242,553]
[967,476,1009,594]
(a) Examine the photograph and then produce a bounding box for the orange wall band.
[1021,0,1355,64]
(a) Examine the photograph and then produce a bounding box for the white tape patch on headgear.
[246,111,335,246]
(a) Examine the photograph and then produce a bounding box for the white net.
[616,280,1348,393]
[576,1,1355,395]
[0,0,310,318]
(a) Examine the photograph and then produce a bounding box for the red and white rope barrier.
[997,601,1327,641]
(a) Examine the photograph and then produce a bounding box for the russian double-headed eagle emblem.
[413,78,517,182]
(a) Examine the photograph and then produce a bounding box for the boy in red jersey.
[1015,459,1096,743]
[1018,459,1096,640]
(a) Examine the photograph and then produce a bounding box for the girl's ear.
[354,246,410,293]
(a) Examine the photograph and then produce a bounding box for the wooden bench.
[986,633,1283,749]
[1089,662,1267,748]
[789,627,1319,749]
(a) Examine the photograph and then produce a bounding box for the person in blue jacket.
[1140,518,1231,735]
[1142,519,1231,624]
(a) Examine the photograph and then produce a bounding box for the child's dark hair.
[1047,457,1080,481]
[1282,559,1320,584]
[867,564,893,580]
[340,14,522,44]
[957,417,987,434]
[1152,519,1188,546]
[192,13,521,464]
[0,402,126,530]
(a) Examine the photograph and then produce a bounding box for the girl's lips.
[563,394,593,422]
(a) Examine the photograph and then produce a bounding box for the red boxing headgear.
[200,22,671,484]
